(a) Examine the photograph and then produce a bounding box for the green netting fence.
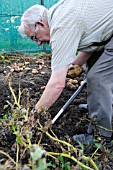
[0,0,59,53]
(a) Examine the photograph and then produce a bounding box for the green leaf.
[47,162,56,168]
[16,137,22,143]
[94,143,100,148]
[77,141,84,151]
[58,155,64,163]
[3,114,8,120]
[62,162,70,170]
[30,144,47,170]
[35,158,47,170]
[0,55,5,59]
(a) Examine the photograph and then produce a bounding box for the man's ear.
[37,21,45,27]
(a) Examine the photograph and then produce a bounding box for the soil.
[0,52,113,170]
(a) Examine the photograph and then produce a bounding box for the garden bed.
[0,52,113,170]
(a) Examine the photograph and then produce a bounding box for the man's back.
[49,0,113,51]
[48,0,113,71]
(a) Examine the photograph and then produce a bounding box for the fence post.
[41,0,47,53]
[41,0,44,6]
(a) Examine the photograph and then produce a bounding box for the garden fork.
[52,77,87,124]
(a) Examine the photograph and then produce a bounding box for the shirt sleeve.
[50,26,84,72]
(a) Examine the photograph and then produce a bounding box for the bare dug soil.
[0,52,113,170]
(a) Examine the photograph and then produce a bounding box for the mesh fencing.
[0,0,59,53]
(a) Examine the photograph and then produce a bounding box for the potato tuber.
[67,64,83,78]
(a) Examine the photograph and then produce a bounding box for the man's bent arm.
[35,66,69,111]
[34,51,92,111]
[72,51,93,66]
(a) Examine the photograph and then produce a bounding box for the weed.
[3,114,8,120]
[58,155,70,170]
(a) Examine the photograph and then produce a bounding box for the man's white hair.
[18,5,47,37]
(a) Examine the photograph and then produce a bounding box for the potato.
[24,67,31,71]
[67,64,83,78]
[68,79,78,85]
[32,69,38,74]
[66,82,77,90]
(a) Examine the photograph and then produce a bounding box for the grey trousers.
[87,37,113,138]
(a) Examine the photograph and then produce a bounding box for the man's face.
[25,22,50,46]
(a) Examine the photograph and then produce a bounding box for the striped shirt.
[47,0,113,72]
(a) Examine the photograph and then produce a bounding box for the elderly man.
[18,0,113,147]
